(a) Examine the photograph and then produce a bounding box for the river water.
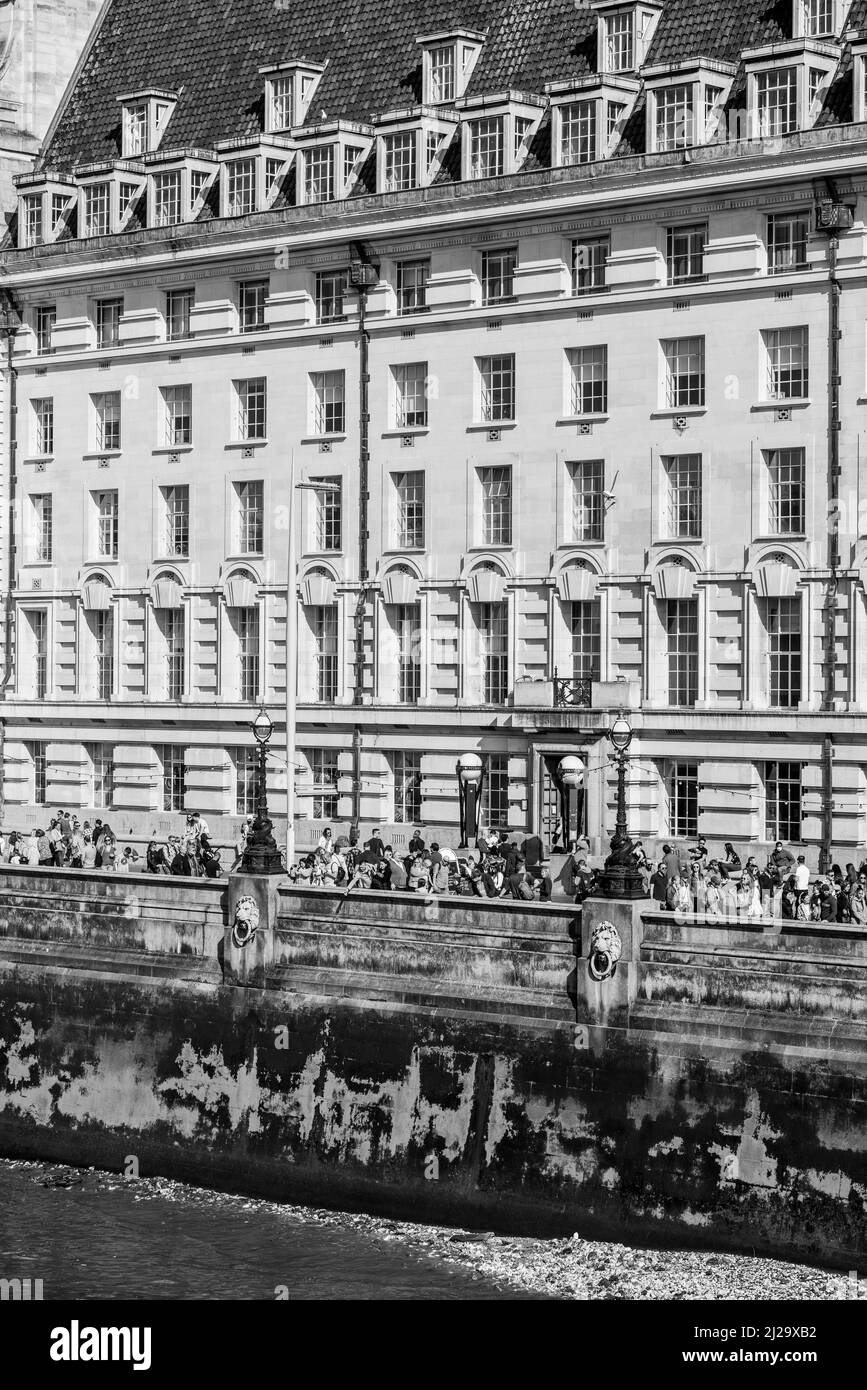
[0,1159,543,1301]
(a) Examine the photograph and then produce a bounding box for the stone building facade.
[2,0,867,860]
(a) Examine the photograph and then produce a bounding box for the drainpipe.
[821,230,841,874]
[813,184,851,874]
[0,291,21,832]
[348,245,379,826]
[0,292,21,700]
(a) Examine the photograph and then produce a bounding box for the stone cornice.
[6,122,867,289]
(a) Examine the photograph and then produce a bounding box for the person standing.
[384,847,407,890]
[366,828,385,859]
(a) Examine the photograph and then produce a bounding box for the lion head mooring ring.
[231,895,261,950]
[588,921,623,982]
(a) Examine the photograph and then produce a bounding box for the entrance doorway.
[541,755,587,850]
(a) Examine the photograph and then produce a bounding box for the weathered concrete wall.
[0,867,864,1268]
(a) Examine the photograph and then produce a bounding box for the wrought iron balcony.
[553,671,594,709]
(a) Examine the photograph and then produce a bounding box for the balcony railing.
[553,671,594,709]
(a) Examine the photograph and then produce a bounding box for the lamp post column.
[600,715,645,900]
[285,450,297,872]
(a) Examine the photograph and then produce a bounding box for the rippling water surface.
[0,1160,541,1300]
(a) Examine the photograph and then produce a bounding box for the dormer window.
[292,121,372,205]
[417,30,485,106]
[15,173,77,248]
[591,1,662,75]
[456,91,544,180]
[642,60,736,152]
[547,77,640,165]
[215,137,295,217]
[117,90,177,157]
[795,0,852,37]
[74,163,145,238]
[742,41,840,139]
[144,149,218,228]
[260,60,326,134]
[850,33,867,121]
[374,107,458,192]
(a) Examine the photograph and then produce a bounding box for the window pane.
[765,597,801,708]
[393,362,428,428]
[236,480,264,552]
[665,598,698,706]
[656,85,694,151]
[478,354,515,421]
[666,223,707,284]
[570,600,601,682]
[311,371,345,434]
[391,750,421,822]
[664,454,702,538]
[480,466,512,545]
[394,471,425,548]
[667,761,698,838]
[396,260,429,314]
[311,476,342,550]
[478,601,508,703]
[569,460,604,542]
[764,327,808,400]
[309,747,338,818]
[384,132,416,191]
[569,345,608,414]
[561,101,597,164]
[662,337,705,408]
[481,248,517,305]
[572,237,609,293]
[767,448,806,534]
[313,605,338,702]
[235,378,267,439]
[469,117,504,179]
[239,279,268,332]
[765,760,801,841]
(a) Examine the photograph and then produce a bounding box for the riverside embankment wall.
[0,864,864,1268]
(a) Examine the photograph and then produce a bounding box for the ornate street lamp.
[240,703,284,875]
[599,714,645,899]
[457,753,484,849]
[556,754,585,848]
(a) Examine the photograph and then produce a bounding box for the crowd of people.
[643,836,867,923]
[0,811,225,877]
[287,826,557,901]
[4,811,865,923]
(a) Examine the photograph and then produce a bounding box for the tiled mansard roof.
[37,0,867,177]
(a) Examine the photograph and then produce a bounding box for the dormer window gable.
[589,0,663,75]
[373,106,459,192]
[546,76,639,166]
[142,148,219,228]
[416,30,486,106]
[116,90,177,158]
[454,91,545,180]
[259,60,327,134]
[793,0,853,38]
[292,120,373,205]
[849,32,867,121]
[641,58,737,153]
[215,136,296,217]
[14,171,76,248]
[742,39,840,139]
[74,162,146,238]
